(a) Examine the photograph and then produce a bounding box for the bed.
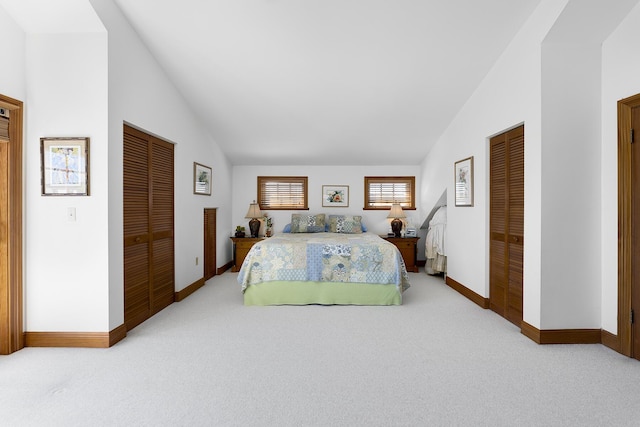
[237,214,410,306]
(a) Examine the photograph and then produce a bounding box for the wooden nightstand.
[381,236,420,272]
[230,237,264,272]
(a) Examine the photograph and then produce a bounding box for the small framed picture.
[322,185,349,207]
[193,162,212,195]
[454,156,474,207]
[40,137,90,196]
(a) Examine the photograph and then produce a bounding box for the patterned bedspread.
[237,232,410,292]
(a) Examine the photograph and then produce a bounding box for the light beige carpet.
[2,271,639,426]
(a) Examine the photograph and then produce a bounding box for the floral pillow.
[290,214,326,233]
[328,215,363,234]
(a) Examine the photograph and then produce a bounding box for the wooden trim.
[601,329,620,353]
[217,261,233,275]
[442,274,613,347]
[0,94,23,355]
[520,321,541,343]
[24,324,127,348]
[175,277,205,302]
[204,208,217,281]
[520,322,601,344]
[25,331,112,348]
[617,94,640,357]
[445,276,490,309]
[539,329,602,345]
[489,125,525,327]
[442,277,604,346]
[123,124,175,331]
[109,324,127,347]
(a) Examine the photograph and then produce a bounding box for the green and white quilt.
[238,232,411,292]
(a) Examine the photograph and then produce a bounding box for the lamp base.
[391,218,402,238]
[249,218,260,238]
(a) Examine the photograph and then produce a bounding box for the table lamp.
[245,200,263,238]
[387,203,406,238]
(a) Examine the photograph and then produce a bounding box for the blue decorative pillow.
[283,223,292,233]
[328,215,363,234]
[290,214,326,233]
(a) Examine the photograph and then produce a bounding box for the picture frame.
[454,156,474,207]
[40,137,90,196]
[322,185,349,207]
[193,162,212,195]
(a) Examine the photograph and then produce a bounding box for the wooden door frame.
[618,93,640,357]
[123,124,176,331]
[489,124,525,327]
[204,208,217,281]
[0,94,24,355]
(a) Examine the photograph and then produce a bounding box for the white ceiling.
[111,0,543,165]
[2,0,543,166]
[0,0,104,33]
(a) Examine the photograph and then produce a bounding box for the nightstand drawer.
[236,240,258,250]
[230,237,264,272]
[393,241,415,249]
[380,236,420,273]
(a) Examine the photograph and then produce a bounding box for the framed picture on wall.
[322,185,349,207]
[454,156,474,207]
[194,162,212,195]
[40,137,90,196]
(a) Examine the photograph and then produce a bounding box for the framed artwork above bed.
[322,185,349,207]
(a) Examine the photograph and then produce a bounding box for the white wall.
[2,0,233,334]
[0,6,26,100]
[540,41,602,329]
[539,0,640,331]
[24,31,110,332]
[7,0,640,336]
[231,165,422,253]
[0,5,26,333]
[89,0,233,330]
[419,0,568,329]
[420,0,640,332]
[601,2,640,333]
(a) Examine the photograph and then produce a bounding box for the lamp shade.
[387,203,406,219]
[245,200,262,219]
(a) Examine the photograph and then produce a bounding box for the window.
[258,176,308,210]
[364,176,416,210]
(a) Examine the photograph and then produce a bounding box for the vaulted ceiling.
[113,0,542,165]
[2,0,543,165]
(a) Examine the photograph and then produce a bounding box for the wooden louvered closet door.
[490,125,524,327]
[123,124,175,331]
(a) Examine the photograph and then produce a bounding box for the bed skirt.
[243,281,402,306]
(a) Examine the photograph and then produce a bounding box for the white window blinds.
[258,176,308,210]
[365,176,415,209]
[0,110,9,142]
